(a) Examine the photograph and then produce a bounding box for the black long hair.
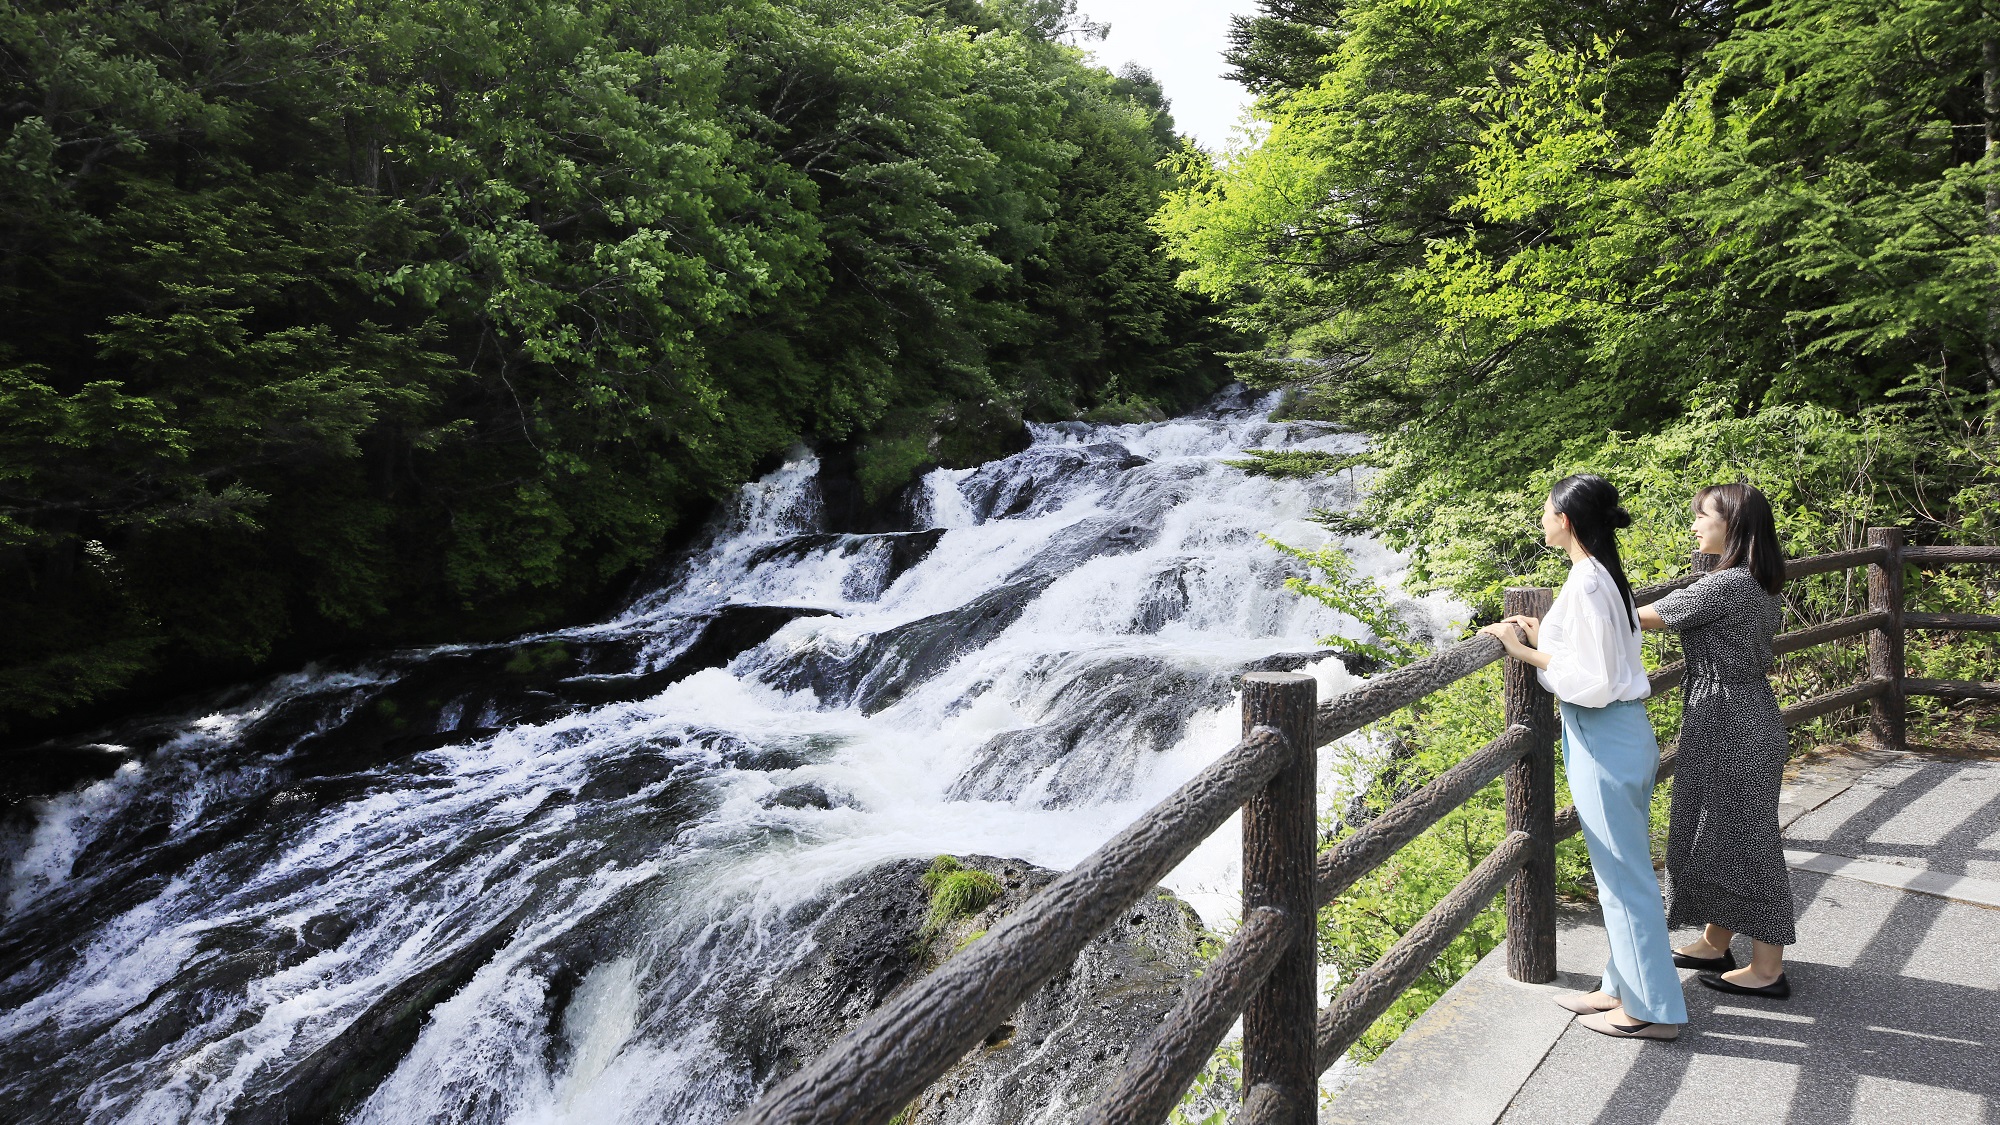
[1549,474,1638,630]
[1695,483,1786,595]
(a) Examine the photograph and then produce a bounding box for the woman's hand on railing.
[1499,613,1541,646]
[1478,617,1550,669]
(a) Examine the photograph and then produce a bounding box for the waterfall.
[0,390,1457,1124]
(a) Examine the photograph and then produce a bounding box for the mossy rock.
[1080,394,1167,425]
[501,642,572,676]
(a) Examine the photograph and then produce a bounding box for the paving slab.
[1777,744,1908,830]
[1786,756,2000,881]
[1784,849,2000,910]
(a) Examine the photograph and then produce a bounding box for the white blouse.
[1536,556,1651,708]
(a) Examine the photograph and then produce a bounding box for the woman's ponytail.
[1549,474,1639,630]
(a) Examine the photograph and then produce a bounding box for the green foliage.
[1260,535,1428,666]
[1168,1036,1240,1125]
[1222,448,1370,479]
[1164,0,1997,593]
[1080,393,1168,425]
[918,855,1003,950]
[0,0,1232,729]
[1180,0,1999,739]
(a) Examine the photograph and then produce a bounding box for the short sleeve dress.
[1652,566,1797,946]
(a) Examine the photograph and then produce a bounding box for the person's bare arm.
[1637,605,1665,631]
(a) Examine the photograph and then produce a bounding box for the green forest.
[0,0,1233,732]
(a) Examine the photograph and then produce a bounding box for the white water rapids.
[0,391,1461,1124]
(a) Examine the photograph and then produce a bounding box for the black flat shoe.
[1673,948,1737,972]
[1698,971,1790,999]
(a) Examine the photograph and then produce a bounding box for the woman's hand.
[1501,614,1541,646]
[1479,620,1528,652]
[1479,618,1553,669]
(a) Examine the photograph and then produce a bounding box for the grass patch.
[917,856,1003,952]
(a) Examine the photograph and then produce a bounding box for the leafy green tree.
[0,0,1230,730]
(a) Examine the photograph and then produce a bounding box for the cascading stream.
[0,391,1455,1124]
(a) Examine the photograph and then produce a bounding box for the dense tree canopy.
[0,0,1232,730]
[1164,0,1999,602]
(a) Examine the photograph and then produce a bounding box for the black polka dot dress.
[1652,566,1798,946]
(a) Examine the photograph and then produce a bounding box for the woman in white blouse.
[1478,474,1687,1040]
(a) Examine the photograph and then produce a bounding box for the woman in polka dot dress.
[1638,483,1795,999]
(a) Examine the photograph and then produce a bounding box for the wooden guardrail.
[730,528,1997,1125]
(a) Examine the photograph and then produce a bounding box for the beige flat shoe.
[1554,992,1619,1015]
[1578,1011,1681,1040]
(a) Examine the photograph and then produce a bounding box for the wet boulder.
[728,854,1218,1125]
[947,657,1240,808]
[956,445,1148,524]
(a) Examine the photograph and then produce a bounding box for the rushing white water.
[0,390,1459,1124]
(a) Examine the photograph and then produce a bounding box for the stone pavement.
[1323,744,2000,1125]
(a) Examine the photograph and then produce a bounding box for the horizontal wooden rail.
[1315,635,1505,750]
[1906,678,2000,701]
[1631,574,1699,607]
[1903,545,2000,564]
[1081,907,1301,1125]
[728,728,1290,1125]
[1904,611,2000,632]
[1785,545,1889,580]
[1780,677,1890,727]
[1315,725,1532,906]
[1774,611,1889,655]
[1311,830,1534,1073]
[1651,611,1889,695]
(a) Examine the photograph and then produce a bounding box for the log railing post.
[1240,672,1318,1125]
[1501,587,1558,984]
[1867,528,1907,752]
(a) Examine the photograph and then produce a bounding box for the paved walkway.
[1324,743,2000,1125]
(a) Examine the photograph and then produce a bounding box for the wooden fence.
[730,529,1998,1125]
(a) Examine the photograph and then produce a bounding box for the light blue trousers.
[1561,698,1688,1024]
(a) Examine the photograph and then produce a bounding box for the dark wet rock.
[764,784,836,810]
[726,854,1211,1125]
[816,444,926,534]
[956,445,1148,524]
[653,605,838,682]
[558,605,838,709]
[948,657,1239,807]
[0,743,135,812]
[243,874,663,1125]
[1239,648,1384,678]
[1129,565,1192,634]
[1191,381,1262,418]
[755,514,1161,714]
[739,530,946,603]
